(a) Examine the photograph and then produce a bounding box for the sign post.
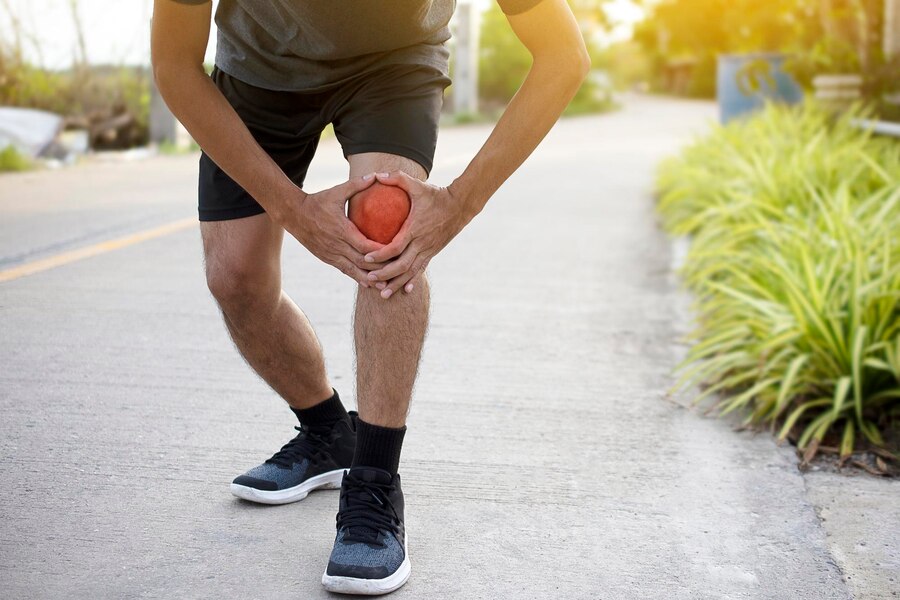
[453,1,480,116]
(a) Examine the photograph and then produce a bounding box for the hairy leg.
[202,212,332,408]
[348,153,430,428]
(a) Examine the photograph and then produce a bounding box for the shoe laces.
[337,472,401,546]
[265,424,332,469]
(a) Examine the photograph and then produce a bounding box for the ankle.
[290,389,349,428]
[352,418,406,474]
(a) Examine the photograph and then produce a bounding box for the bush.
[0,145,31,172]
[657,101,900,463]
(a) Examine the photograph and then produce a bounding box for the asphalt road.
[1,95,897,599]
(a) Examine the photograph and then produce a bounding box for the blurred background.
[1,0,896,169]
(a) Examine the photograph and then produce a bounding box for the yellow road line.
[0,217,197,284]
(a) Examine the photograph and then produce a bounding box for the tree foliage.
[0,43,150,148]
[634,0,891,98]
[477,2,614,114]
[477,4,535,106]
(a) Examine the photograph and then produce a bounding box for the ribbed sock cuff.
[352,418,407,475]
[290,389,348,428]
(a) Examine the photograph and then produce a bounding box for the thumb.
[374,170,425,195]
[336,173,377,200]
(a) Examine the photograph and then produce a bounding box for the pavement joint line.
[0,217,197,283]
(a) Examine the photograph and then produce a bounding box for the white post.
[149,72,177,145]
[453,1,480,116]
[886,0,900,58]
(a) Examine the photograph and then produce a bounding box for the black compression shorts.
[197,63,452,222]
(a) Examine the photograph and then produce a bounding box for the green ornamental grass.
[657,101,900,463]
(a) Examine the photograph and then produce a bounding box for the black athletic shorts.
[198,63,452,222]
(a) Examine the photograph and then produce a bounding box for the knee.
[205,258,278,318]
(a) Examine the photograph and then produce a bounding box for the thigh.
[201,212,284,282]
[331,64,450,178]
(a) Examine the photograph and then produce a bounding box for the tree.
[478,3,534,107]
[635,0,889,97]
[478,1,611,108]
[69,0,89,69]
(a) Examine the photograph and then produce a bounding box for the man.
[151,0,588,594]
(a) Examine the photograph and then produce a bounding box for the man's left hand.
[362,170,470,299]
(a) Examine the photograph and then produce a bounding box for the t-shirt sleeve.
[496,0,545,16]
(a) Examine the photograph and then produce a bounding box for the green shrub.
[0,145,31,172]
[657,101,900,461]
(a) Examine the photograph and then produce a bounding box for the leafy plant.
[657,101,900,464]
[0,145,31,172]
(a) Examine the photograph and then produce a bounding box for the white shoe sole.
[230,468,345,505]
[321,534,411,596]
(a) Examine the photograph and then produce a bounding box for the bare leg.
[348,153,431,428]
[202,212,333,408]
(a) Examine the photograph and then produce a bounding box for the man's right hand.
[279,174,386,286]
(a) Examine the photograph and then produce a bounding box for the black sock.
[352,418,406,474]
[290,389,348,429]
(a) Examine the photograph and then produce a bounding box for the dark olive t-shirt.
[171,0,543,91]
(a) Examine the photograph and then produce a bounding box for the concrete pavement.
[1,95,896,599]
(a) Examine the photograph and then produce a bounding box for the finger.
[374,170,424,195]
[334,257,372,287]
[381,257,428,300]
[366,243,418,282]
[403,259,430,293]
[344,221,384,255]
[333,173,378,200]
[380,270,415,300]
[363,220,412,263]
[358,259,388,271]
[334,234,388,271]
[348,246,389,271]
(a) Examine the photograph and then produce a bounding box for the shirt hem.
[216,45,450,93]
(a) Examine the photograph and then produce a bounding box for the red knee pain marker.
[349,182,410,244]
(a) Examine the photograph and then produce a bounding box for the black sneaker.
[321,467,410,595]
[230,412,357,505]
